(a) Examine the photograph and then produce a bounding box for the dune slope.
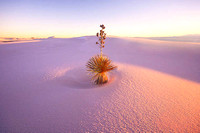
[0,37,200,132]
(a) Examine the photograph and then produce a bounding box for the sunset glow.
[1,0,200,38]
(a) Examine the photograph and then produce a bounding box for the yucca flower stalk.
[96,24,106,57]
[86,24,117,85]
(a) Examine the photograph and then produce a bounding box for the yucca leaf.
[86,55,117,84]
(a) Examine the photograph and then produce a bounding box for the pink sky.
[0,0,200,38]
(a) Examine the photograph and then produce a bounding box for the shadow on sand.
[54,67,117,89]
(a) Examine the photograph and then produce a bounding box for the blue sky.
[0,0,200,37]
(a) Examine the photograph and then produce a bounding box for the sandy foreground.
[0,36,200,132]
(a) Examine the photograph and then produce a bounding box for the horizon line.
[1,34,200,39]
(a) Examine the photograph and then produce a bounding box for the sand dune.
[0,37,200,132]
[0,37,45,45]
[145,34,200,43]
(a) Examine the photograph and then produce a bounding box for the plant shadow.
[55,67,118,89]
[56,67,95,89]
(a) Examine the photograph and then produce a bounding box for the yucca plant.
[86,24,117,84]
[86,55,116,84]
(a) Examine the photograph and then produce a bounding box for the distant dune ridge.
[1,34,200,44]
[0,36,200,132]
[0,37,46,44]
[145,34,200,43]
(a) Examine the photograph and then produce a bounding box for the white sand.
[0,36,200,132]
[146,34,200,43]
